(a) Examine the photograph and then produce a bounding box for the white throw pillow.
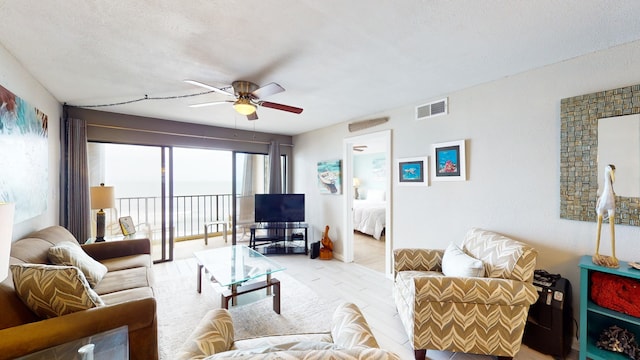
[48,241,108,287]
[441,243,484,277]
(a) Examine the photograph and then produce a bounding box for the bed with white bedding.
[353,189,386,240]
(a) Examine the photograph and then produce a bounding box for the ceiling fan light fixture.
[233,98,256,115]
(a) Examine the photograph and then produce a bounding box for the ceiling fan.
[185,80,303,120]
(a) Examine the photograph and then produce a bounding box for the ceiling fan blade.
[251,82,285,99]
[258,101,303,114]
[184,80,234,97]
[247,112,258,121]
[189,100,233,108]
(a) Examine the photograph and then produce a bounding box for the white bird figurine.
[593,164,618,268]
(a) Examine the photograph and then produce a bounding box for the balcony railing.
[112,194,233,241]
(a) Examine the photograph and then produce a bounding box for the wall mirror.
[597,114,640,197]
[560,84,640,226]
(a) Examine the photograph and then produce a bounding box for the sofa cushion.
[99,286,154,305]
[100,254,152,272]
[207,348,400,359]
[441,243,484,277]
[10,263,104,319]
[10,227,81,264]
[93,266,153,295]
[48,241,108,287]
[10,238,58,264]
[233,334,333,351]
[212,341,340,358]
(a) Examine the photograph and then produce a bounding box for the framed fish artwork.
[396,156,428,186]
[432,139,466,182]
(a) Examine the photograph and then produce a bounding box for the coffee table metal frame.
[195,245,285,314]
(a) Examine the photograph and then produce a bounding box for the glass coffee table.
[195,245,285,314]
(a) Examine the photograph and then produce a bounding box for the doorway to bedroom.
[343,130,391,275]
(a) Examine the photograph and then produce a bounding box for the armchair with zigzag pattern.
[393,228,539,360]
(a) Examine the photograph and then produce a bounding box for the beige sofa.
[177,302,400,359]
[393,228,539,360]
[0,225,157,360]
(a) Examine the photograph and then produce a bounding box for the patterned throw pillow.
[48,241,108,287]
[441,243,485,277]
[178,308,235,358]
[10,263,104,319]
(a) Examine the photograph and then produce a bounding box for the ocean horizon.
[110,180,232,199]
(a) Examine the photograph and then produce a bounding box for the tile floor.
[160,237,578,360]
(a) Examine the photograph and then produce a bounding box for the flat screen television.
[254,194,305,223]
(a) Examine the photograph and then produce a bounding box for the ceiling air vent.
[416,98,448,120]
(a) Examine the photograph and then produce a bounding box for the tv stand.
[249,222,308,255]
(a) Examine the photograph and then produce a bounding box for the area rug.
[155,266,335,360]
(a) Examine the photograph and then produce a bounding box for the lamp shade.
[353,178,361,187]
[233,98,256,115]
[0,203,15,281]
[90,184,115,210]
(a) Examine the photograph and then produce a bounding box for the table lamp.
[90,183,114,242]
[0,203,15,281]
[353,178,361,200]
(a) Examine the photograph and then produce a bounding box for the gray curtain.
[60,110,91,242]
[268,140,282,194]
[268,141,281,235]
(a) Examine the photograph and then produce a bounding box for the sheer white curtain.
[59,110,91,242]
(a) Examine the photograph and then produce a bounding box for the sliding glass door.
[172,148,232,254]
[232,151,287,244]
[88,144,286,260]
[89,143,239,262]
[88,143,172,262]
[233,152,266,243]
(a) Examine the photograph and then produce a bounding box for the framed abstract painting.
[432,139,466,182]
[0,84,49,222]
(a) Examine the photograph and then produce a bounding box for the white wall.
[354,152,386,198]
[0,43,62,239]
[293,39,640,318]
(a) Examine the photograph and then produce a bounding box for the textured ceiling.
[1,1,640,135]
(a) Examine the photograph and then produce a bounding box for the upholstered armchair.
[393,228,539,360]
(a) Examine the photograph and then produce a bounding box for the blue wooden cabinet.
[579,255,640,360]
